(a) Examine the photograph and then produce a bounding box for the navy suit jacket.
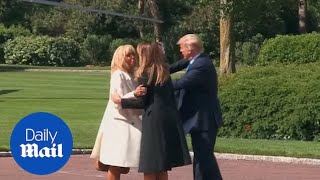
[170,53,223,133]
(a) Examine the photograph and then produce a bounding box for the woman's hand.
[111,92,122,104]
[134,84,147,97]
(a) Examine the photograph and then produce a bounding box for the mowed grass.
[1,71,320,159]
[214,138,320,159]
[0,71,109,150]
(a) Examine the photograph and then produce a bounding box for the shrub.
[0,24,31,63]
[236,33,264,66]
[30,9,66,37]
[4,36,49,65]
[218,63,320,141]
[47,37,81,66]
[4,36,80,66]
[258,33,320,65]
[80,34,112,66]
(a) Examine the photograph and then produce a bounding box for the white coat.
[90,70,143,167]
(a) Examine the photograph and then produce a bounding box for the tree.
[219,0,235,74]
[137,0,162,40]
[299,0,307,33]
[0,0,31,27]
[147,0,162,41]
[138,0,145,38]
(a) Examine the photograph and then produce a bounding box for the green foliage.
[4,36,48,65]
[0,24,31,43]
[80,34,112,65]
[30,8,96,42]
[258,33,320,65]
[1,0,320,67]
[308,2,320,32]
[162,28,184,63]
[235,33,264,66]
[4,36,80,66]
[0,0,31,27]
[164,0,219,63]
[0,24,31,63]
[64,11,96,42]
[47,37,81,66]
[233,0,296,40]
[30,8,67,36]
[63,0,141,41]
[218,64,320,141]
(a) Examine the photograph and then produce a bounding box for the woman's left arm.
[112,77,149,109]
[112,92,147,109]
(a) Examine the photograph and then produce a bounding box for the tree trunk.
[298,0,307,33]
[147,0,161,41]
[219,0,236,74]
[138,0,145,38]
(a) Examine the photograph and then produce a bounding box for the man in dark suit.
[170,34,223,180]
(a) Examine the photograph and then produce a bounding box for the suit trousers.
[190,124,222,180]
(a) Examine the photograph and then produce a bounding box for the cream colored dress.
[90,70,143,167]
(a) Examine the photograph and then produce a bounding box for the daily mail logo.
[21,128,62,158]
[10,112,73,175]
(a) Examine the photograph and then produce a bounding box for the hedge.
[218,63,320,141]
[4,36,80,66]
[258,33,320,65]
[0,24,31,63]
[80,34,112,66]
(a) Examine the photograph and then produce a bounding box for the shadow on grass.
[0,66,28,72]
[0,146,10,152]
[0,89,21,95]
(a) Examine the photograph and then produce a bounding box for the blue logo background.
[10,112,73,175]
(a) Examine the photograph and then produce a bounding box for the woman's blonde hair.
[135,42,169,86]
[110,44,136,74]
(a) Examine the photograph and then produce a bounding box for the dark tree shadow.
[0,89,21,95]
[0,66,27,72]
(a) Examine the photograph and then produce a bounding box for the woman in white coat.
[91,44,146,180]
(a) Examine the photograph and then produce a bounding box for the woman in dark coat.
[112,42,191,180]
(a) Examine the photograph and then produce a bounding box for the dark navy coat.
[170,53,223,133]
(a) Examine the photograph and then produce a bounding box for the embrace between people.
[90,34,223,180]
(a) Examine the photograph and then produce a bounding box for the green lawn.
[0,71,109,150]
[214,138,320,159]
[1,70,320,159]
[0,64,111,71]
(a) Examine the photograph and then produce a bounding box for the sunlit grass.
[1,70,320,159]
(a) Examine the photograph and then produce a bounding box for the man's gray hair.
[177,34,204,53]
